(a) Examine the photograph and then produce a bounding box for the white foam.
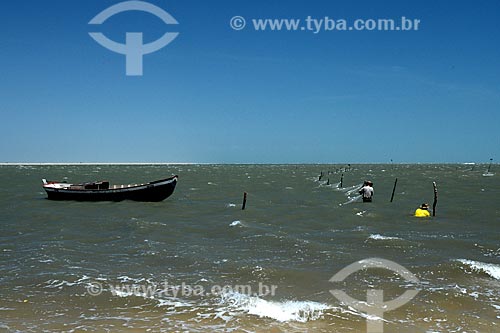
[38,259,54,263]
[356,210,367,217]
[44,275,90,289]
[220,292,330,322]
[229,221,242,227]
[117,276,148,283]
[457,259,500,280]
[225,203,236,208]
[368,234,403,241]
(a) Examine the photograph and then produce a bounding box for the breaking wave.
[367,234,403,241]
[456,259,500,280]
[219,292,331,322]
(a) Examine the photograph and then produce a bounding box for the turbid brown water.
[0,164,499,332]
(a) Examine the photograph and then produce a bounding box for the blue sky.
[1,0,499,163]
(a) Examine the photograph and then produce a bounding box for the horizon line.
[0,162,492,166]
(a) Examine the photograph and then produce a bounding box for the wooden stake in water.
[390,178,398,202]
[242,192,247,210]
[340,174,344,188]
[432,182,438,217]
[488,158,493,173]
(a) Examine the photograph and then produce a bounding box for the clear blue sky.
[1,0,499,163]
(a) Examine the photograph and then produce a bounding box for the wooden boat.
[42,175,178,202]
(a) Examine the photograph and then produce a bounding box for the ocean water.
[0,164,499,332]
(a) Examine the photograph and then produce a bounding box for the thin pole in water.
[390,178,398,202]
[340,174,344,188]
[432,182,438,217]
[488,158,493,173]
[242,192,247,210]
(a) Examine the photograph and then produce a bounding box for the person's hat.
[420,203,430,209]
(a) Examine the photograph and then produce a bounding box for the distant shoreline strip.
[0,162,201,166]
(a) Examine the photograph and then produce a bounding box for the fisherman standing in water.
[414,203,431,217]
[359,181,374,202]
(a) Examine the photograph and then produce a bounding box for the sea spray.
[219,292,331,322]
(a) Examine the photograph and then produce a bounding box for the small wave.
[456,259,500,280]
[117,276,148,283]
[220,292,330,322]
[38,259,54,263]
[367,234,403,241]
[356,210,367,217]
[229,221,242,227]
[225,203,236,208]
[44,275,90,289]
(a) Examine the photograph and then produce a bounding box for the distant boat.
[42,175,178,201]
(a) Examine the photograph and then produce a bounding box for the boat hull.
[44,176,178,202]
